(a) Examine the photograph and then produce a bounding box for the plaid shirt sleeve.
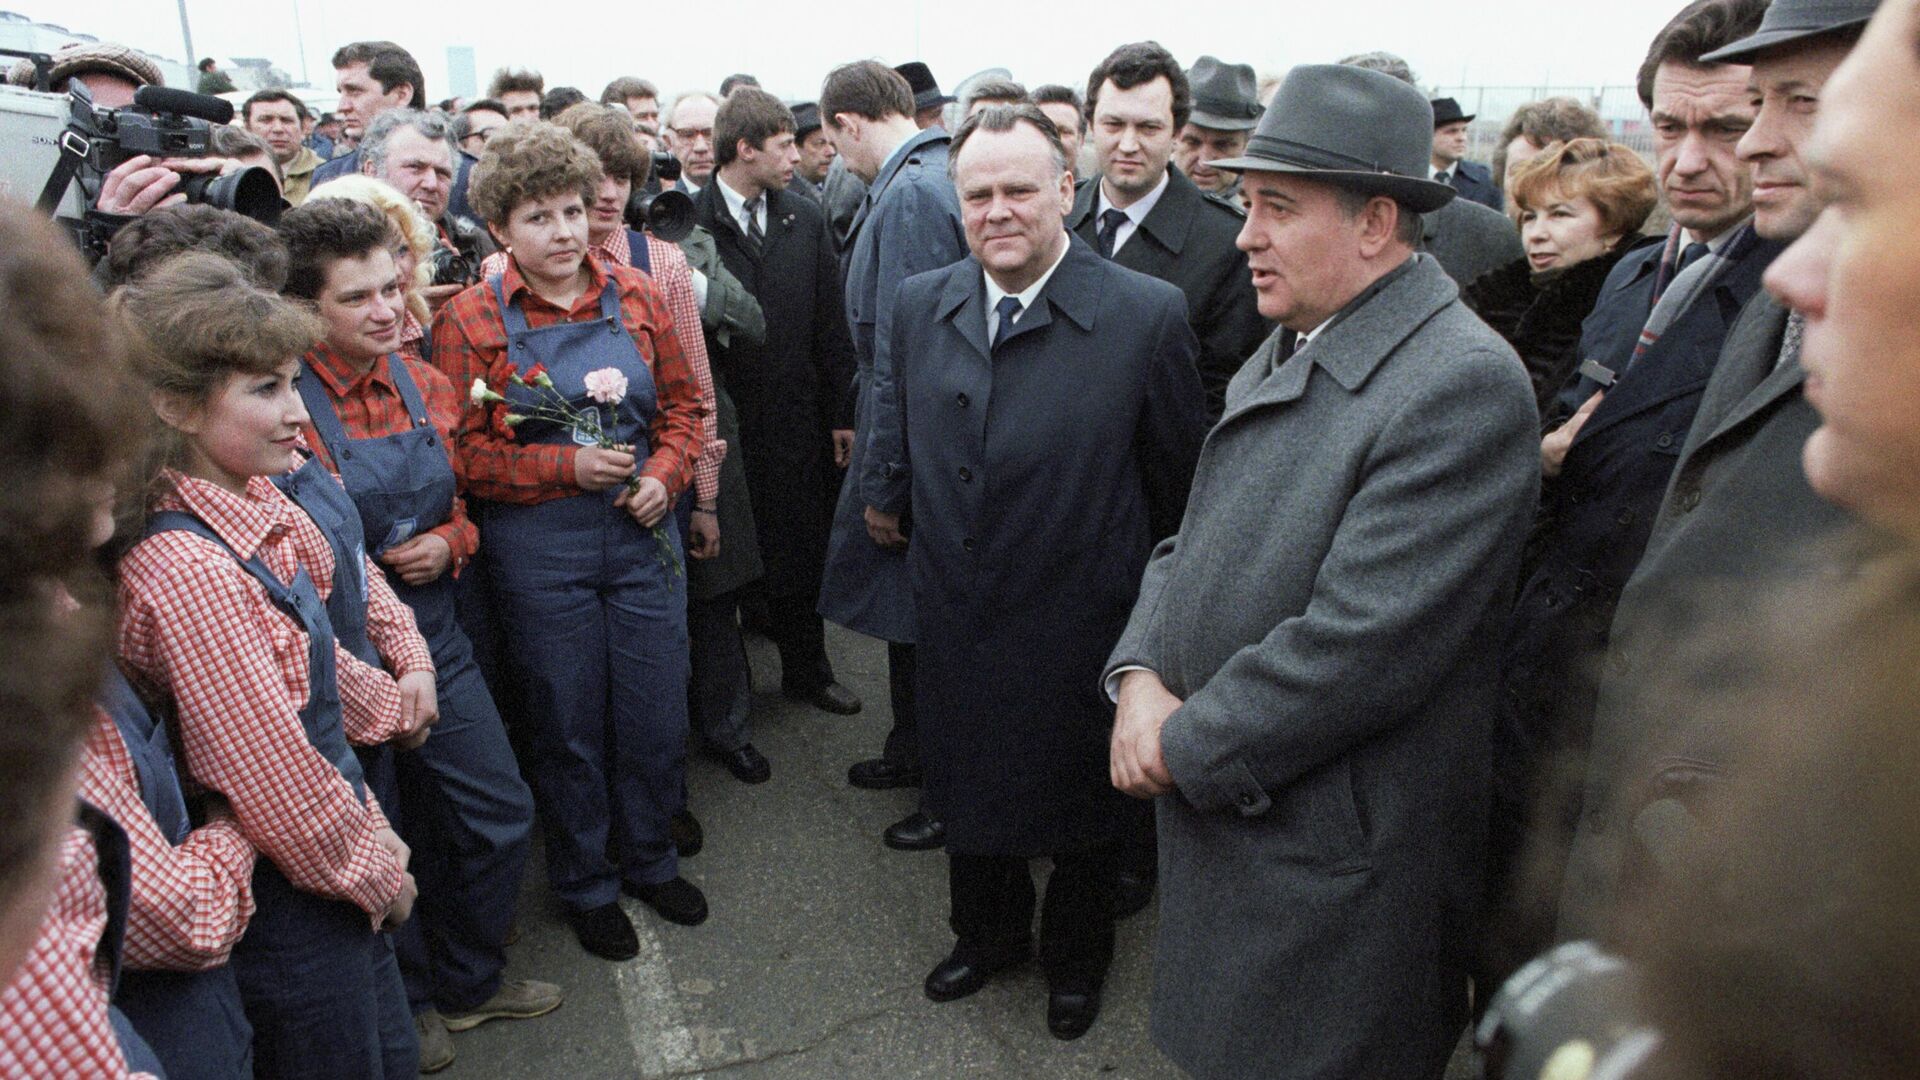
[431,278,582,505]
[647,238,725,504]
[117,535,406,921]
[340,554,429,747]
[614,266,707,498]
[78,714,255,972]
[0,828,155,1079]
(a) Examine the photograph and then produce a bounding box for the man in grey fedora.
[1175,55,1264,202]
[1105,63,1539,1079]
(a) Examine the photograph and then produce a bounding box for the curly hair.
[555,101,650,188]
[300,174,436,320]
[99,204,289,291]
[468,119,604,226]
[278,197,408,302]
[1509,138,1659,240]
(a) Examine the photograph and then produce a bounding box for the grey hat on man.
[1699,0,1876,62]
[1186,56,1263,131]
[1209,63,1457,213]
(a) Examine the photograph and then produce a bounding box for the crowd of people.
[2,0,1919,1075]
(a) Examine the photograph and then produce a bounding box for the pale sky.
[12,0,1684,103]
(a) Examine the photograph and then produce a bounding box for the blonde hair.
[1509,137,1658,239]
[303,174,435,323]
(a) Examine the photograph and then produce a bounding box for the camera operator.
[93,153,262,217]
[356,108,494,310]
[4,41,159,107]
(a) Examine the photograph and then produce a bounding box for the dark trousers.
[883,641,918,770]
[947,846,1117,991]
[765,589,834,694]
[688,587,753,752]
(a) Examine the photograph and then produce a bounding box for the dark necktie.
[1434,169,1451,184]
[1095,208,1129,258]
[1676,241,1710,274]
[744,195,765,254]
[991,296,1023,350]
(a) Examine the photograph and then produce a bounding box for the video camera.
[0,53,281,262]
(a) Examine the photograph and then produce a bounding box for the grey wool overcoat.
[1105,254,1540,1080]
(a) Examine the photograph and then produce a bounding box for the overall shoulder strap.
[386,353,432,426]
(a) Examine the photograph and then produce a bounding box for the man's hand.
[395,670,438,749]
[864,506,906,550]
[373,826,411,872]
[379,534,452,586]
[420,282,465,312]
[1111,669,1181,798]
[688,508,721,559]
[382,871,418,930]
[97,156,241,216]
[616,475,671,527]
[1541,391,1605,479]
[575,446,636,491]
[832,428,855,469]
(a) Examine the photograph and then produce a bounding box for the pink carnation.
[583,367,629,405]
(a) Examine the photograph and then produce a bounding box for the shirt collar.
[983,233,1072,320]
[503,247,611,308]
[1096,168,1171,225]
[716,174,762,224]
[304,340,394,400]
[1691,215,1754,253]
[158,471,299,562]
[593,227,633,268]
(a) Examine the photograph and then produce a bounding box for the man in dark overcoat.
[1105,65,1539,1078]
[887,104,1204,1041]
[694,88,861,714]
[814,61,970,852]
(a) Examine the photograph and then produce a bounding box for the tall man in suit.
[895,103,1205,1041]
[1105,65,1539,1078]
[695,89,862,716]
[816,61,971,852]
[1430,97,1502,210]
[1070,41,1268,424]
[1558,0,1873,944]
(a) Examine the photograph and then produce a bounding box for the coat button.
[962,537,975,552]
[1238,792,1258,807]
[1656,433,1674,449]
[1616,507,1635,526]
[1679,487,1702,512]
[958,467,972,482]
[956,392,969,407]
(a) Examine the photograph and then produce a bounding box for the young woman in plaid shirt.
[112,253,434,1079]
[433,120,710,961]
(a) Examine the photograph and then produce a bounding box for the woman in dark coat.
[1464,138,1661,420]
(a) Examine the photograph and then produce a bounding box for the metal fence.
[1430,85,1653,164]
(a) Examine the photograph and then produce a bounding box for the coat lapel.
[937,265,992,361]
[1696,296,1803,447]
[994,236,1103,352]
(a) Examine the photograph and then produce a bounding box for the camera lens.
[179,166,284,224]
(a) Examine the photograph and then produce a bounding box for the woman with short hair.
[304,174,439,364]
[1464,138,1660,418]
[432,120,710,960]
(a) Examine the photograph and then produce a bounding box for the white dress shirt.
[1095,169,1171,257]
[983,235,1071,343]
[716,174,767,238]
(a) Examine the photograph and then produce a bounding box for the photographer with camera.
[355,109,494,313]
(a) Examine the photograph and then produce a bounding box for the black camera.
[1476,941,1662,1079]
[429,214,487,287]
[624,187,694,243]
[651,151,682,184]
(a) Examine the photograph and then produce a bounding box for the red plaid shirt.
[300,342,479,576]
[397,310,427,366]
[78,710,256,972]
[433,252,707,505]
[0,827,153,1079]
[117,474,425,920]
[481,232,726,503]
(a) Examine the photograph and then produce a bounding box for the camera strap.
[37,129,92,214]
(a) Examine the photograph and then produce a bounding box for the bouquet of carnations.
[470,365,682,579]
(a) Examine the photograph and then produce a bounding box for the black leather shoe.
[712,744,771,784]
[882,811,945,851]
[566,903,638,961]
[1047,986,1102,1040]
[923,943,1031,1002]
[622,876,709,926]
[1112,869,1156,920]
[670,810,703,858]
[847,758,923,789]
[785,682,862,715]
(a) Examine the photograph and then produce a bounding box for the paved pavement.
[439,625,1482,1079]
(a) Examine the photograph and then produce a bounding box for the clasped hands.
[1110,669,1181,799]
[577,444,671,528]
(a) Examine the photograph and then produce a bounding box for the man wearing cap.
[1070,41,1269,425]
[1557,0,1872,944]
[1104,64,1539,1078]
[1430,97,1501,210]
[1174,56,1264,202]
[789,102,835,198]
[895,61,955,130]
[6,41,162,106]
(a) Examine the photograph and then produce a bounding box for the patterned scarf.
[1626,221,1760,373]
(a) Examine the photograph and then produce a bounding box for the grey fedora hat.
[1209,64,1457,213]
[1699,0,1875,63]
[1188,55,1264,131]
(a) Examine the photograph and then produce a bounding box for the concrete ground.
[439,626,1479,1079]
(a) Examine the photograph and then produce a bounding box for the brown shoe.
[415,1011,455,1073]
